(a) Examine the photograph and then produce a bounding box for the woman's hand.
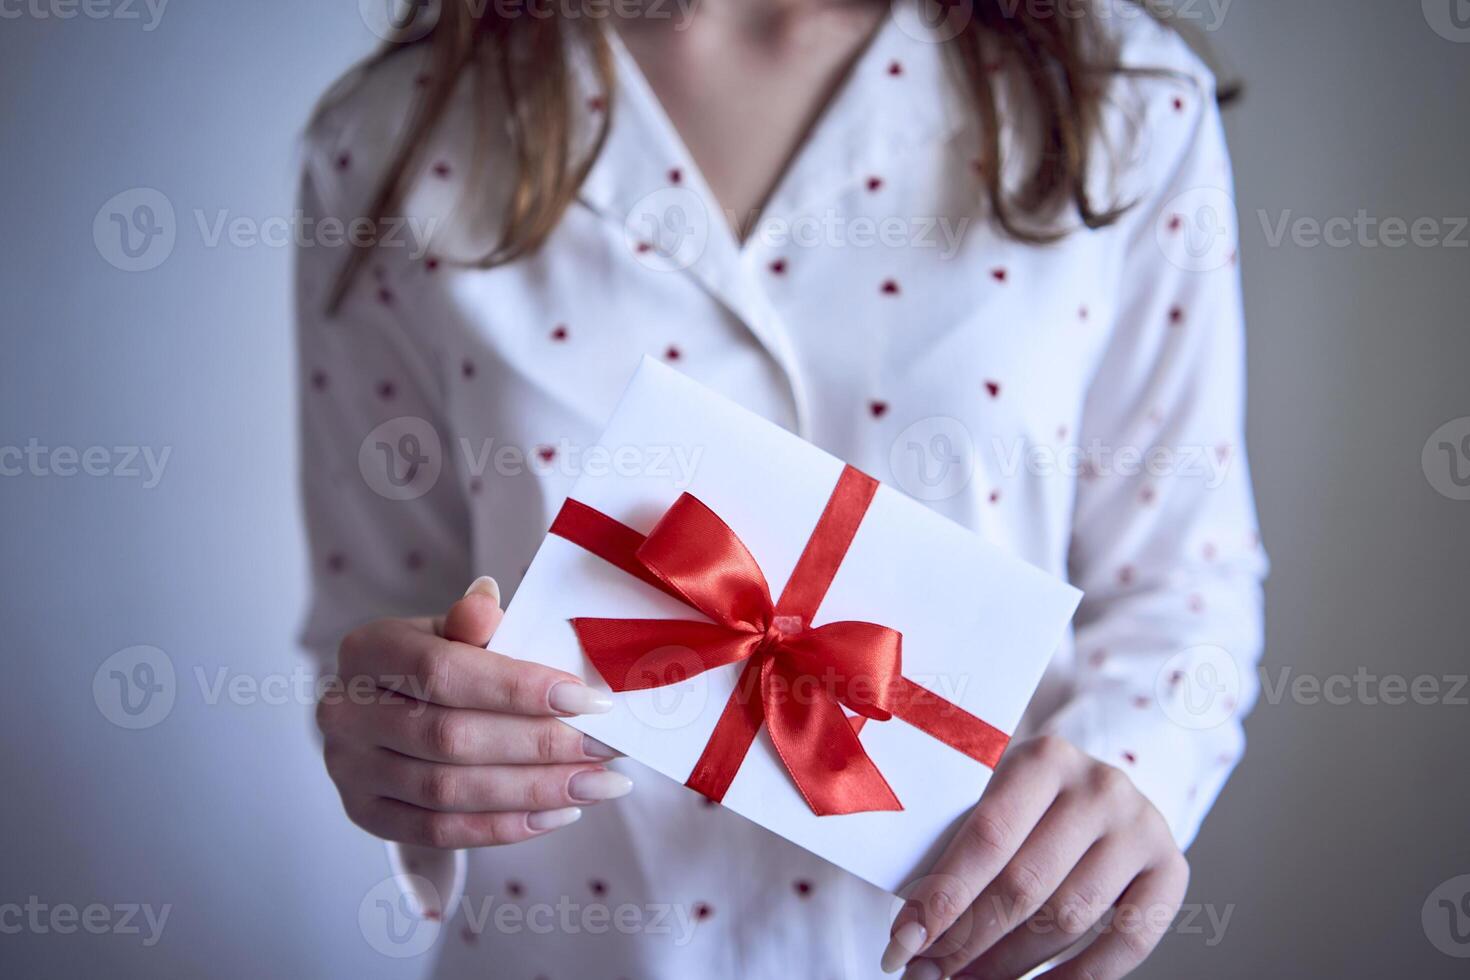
[315,576,631,849]
[882,735,1189,980]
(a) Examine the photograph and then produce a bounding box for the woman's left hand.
[881,734,1190,980]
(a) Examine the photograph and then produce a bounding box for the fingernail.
[881,921,928,973]
[526,806,582,832]
[568,769,633,802]
[548,681,613,715]
[463,575,501,606]
[900,961,940,980]
[582,734,621,759]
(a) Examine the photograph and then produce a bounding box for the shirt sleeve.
[295,157,475,919]
[294,161,472,672]
[1041,75,1269,850]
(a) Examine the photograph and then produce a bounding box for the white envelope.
[493,357,1081,894]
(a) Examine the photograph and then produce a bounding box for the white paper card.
[493,358,1082,894]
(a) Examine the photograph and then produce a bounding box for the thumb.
[440,575,504,648]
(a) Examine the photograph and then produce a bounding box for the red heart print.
[551,324,569,341]
[984,380,1000,398]
[880,279,900,295]
[869,400,888,418]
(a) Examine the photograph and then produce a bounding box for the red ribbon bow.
[550,465,1010,815]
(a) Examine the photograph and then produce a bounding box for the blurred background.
[2,1,1467,977]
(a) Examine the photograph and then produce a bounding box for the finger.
[321,695,619,764]
[437,576,503,647]
[345,794,585,850]
[341,618,609,715]
[957,837,1139,980]
[1039,856,1189,980]
[884,736,1073,972]
[367,752,633,812]
[926,788,1109,973]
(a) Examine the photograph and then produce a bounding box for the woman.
[299,1,1266,977]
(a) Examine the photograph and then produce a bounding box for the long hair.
[320,0,1233,314]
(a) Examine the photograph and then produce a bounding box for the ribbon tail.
[764,660,902,815]
[684,656,767,804]
[569,619,759,691]
[890,677,1010,768]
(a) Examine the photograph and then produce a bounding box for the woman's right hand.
[315,576,631,849]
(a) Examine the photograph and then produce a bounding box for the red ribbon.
[550,465,1010,815]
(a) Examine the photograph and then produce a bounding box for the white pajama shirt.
[296,7,1267,978]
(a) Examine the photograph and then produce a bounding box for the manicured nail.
[900,960,940,980]
[582,734,621,759]
[526,806,582,832]
[548,681,613,715]
[881,920,928,973]
[568,769,633,802]
[463,575,501,606]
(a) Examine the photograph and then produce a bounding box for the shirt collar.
[578,0,967,232]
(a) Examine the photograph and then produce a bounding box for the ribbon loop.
[636,493,773,633]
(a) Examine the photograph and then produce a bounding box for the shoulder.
[300,45,434,217]
[1090,2,1231,207]
[1103,1,1218,89]
[299,42,492,243]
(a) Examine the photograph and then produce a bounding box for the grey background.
[1,1,1467,977]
